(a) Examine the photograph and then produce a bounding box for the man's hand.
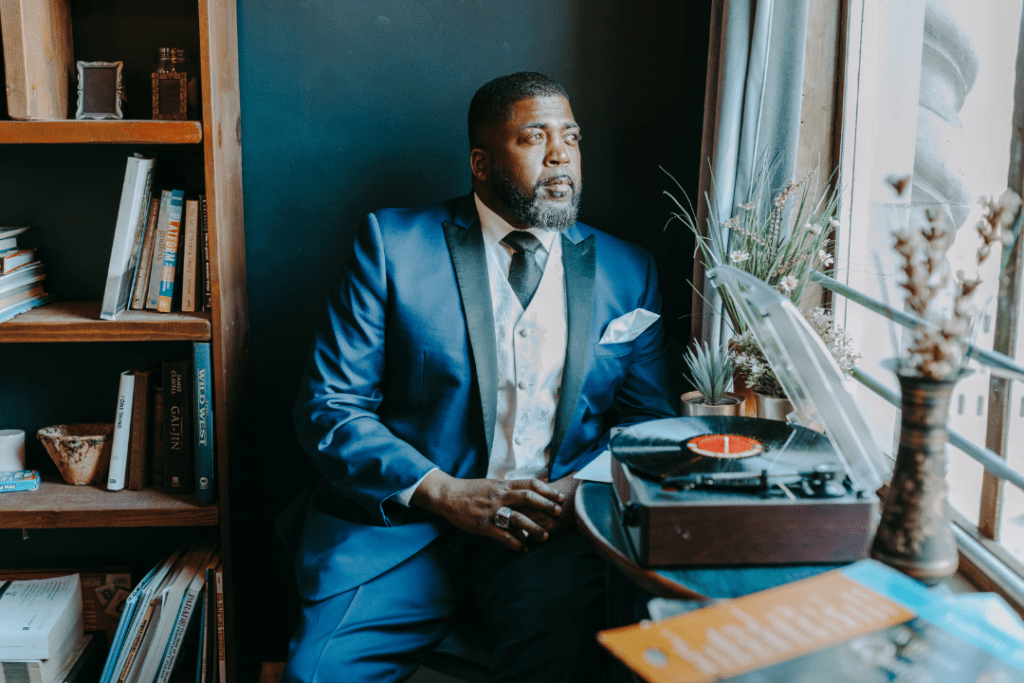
[411,470,565,552]
[514,473,581,539]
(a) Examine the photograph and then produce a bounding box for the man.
[282,72,676,682]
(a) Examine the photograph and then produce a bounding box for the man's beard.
[490,165,582,232]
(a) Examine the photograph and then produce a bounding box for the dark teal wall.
[234,0,709,660]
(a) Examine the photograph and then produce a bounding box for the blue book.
[193,341,214,503]
[157,189,185,313]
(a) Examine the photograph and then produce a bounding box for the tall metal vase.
[871,371,962,585]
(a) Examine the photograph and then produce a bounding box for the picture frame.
[75,61,124,120]
[151,72,188,120]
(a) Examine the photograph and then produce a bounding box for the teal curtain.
[692,0,810,344]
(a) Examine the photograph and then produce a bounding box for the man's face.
[479,95,582,231]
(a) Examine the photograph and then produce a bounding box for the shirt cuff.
[393,467,438,507]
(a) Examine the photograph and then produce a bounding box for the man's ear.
[470,148,489,182]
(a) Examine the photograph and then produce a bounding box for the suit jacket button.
[514,436,523,445]
[517,381,528,390]
[518,328,528,337]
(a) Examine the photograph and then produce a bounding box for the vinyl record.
[610,416,839,482]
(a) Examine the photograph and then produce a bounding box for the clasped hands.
[411,470,580,552]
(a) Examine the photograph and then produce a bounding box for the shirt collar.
[474,193,558,252]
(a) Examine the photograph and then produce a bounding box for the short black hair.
[468,72,569,149]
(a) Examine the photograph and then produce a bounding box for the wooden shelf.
[0,301,211,342]
[0,477,218,528]
[0,120,202,144]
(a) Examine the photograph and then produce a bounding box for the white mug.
[0,429,26,472]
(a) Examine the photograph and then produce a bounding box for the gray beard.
[491,165,582,232]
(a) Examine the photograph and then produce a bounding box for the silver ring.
[494,506,512,529]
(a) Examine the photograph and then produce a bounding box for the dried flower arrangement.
[731,307,861,399]
[889,177,1021,379]
[665,157,841,334]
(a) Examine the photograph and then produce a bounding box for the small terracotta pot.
[37,423,113,485]
[754,393,794,421]
[680,391,746,417]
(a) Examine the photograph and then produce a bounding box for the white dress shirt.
[393,194,568,504]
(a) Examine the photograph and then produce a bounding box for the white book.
[100,155,156,321]
[105,545,186,683]
[145,192,172,311]
[154,553,219,683]
[0,262,44,297]
[0,227,28,240]
[128,542,216,683]
[0,633,89,683]
[0,574,83,661]
[106,371,135,490]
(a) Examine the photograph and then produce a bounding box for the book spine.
[146,192,172,310]
[0,292,50,324]
[131,196,163,310]
[193,342,214,503]
[150,389,165,490]
[203,566,218,683]
[107,372,135,490]
[127,366,156,490]
[0,236,17,250]
[116,602,156,683]
[215,568,225,683]
[200,196,212,312]
[100,156,155,320]
[181,200,200,313]
[0,248,36,273]
[154,587,201,683]
[157,191,185,313]
[162,358,193,494]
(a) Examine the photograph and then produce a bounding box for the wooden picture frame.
[152,72,188,120]
[75,61,124,119]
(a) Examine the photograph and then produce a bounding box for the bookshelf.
[0,1,247,681]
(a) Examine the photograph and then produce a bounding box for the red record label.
[687,433,764,459]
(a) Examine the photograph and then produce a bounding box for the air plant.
[681,339,734,405]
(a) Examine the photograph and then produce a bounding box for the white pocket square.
[598,308,659,344]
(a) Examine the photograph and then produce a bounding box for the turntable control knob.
[622,503,640,527]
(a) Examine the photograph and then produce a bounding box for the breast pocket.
[592,340,634,358]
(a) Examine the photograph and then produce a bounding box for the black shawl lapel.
[443,213,497,457]
[549,232,596,462]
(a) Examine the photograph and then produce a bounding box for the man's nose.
[544,138,571,166]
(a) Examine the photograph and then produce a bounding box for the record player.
[609,266,891,567]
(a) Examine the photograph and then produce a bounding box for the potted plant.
[680,339,745,416]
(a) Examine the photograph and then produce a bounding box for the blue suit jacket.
[287,194,677,601]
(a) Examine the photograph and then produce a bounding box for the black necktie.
[501,231,543,308]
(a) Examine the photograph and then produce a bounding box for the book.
[100,547,184,683]
[150,389,165,491]
[0,227,28,240]
[0,633,89,683]
[0,262,45,297]
[180,200,200,313]
[0,283,44,313]
[192,342,214,503]
[157,191,186,313]
[198,562,220,683]
[214,566,225,683]
[0,574,83,661]
[131,196,163,311]
[100,156,156,320]
[0,568,131,647]
[127,365,159,491]
[0,236,18,251]
[162,356,193,494]
[199,196,211,312]
[106,371,135,491]
[154,552,219,683]
[0,469,40,492]
[598,559,1024,683]
[0,291,49,324]
[0,247,36,273]
[194,589,208,683]
[145,192,172,311]
[130,542,216,683]
[0,0,74,120]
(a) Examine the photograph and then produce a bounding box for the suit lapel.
[443,207,497,457]
[550,231,596,462]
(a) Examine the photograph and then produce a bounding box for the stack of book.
[100,541,224,683]
[100,155,212,321]
[106,342,215,503]
[0,574,104,683]
[0,226,51,323]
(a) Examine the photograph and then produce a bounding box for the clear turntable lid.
[707,265,888,491]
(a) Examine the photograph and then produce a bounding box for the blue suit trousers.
[282,529,606,683]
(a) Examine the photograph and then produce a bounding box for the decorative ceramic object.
[37,423,113,485]
[679,391,745,417]
[871,370,962,585]
[754,393,794,422]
